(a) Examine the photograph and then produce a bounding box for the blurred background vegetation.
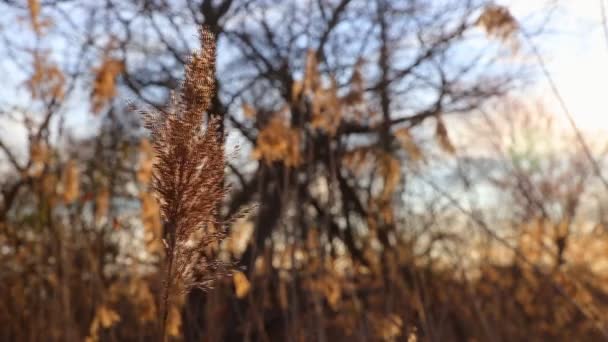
[2,0,608,341]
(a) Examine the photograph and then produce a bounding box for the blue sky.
[503,0,608,132]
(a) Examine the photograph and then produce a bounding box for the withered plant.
[141,27,232,340]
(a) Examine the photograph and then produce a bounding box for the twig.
[600,0,608,52]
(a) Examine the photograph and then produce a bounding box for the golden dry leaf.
[45,272,58,288]
[367,191,395,228]
[28,0,40,25]
[26,52,65,101]
[311,76,342,135]
[306,227,319,250]
[25,0,53,34]
[242,103,256,119]
[342,147,374,175]
[325,279,342,310]
[477,5,518,45]
[368,194,395,228]
[517,218,555,265]
[28,140,48,177]
[556,218,570,240]
[378,152,401,199]
[27,0,44,34]
[166,305,182,337]
[95,188,110,223]
[29,140,48,165]
[98,305,120,328]
[254,253,268,276]
[252,116,301,166]
[278,279,289,310]
[91,58,124,114]
[129,278,157,322]
[137,138,155,184]
[41,172,57,197]
[228,220,253,256]
[407,327,418,342]
[305,275,342,310]
[139,191,163,254]
[342,58,365,105]
[61,159,79,203]
[84,333,98,342]
[380,199,395,225]
[291,80,303,101]
[370,313,403,340]
[233,271,251,298]
[87,304,120,341]
[435,117,455,154]
[303,49,320,93]
[394,128,423,161]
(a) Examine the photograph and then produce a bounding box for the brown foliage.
[91,58,124,114]
[26,51,65,101]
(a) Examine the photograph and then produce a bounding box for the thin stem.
[600,0,608,52]
[160,254,174,342]
[160,221,176,342]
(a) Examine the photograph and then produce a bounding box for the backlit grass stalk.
[141,26,231,341]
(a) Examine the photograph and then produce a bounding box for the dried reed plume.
[141,26,232,340]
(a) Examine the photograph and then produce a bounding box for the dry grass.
[141,26,233,340]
